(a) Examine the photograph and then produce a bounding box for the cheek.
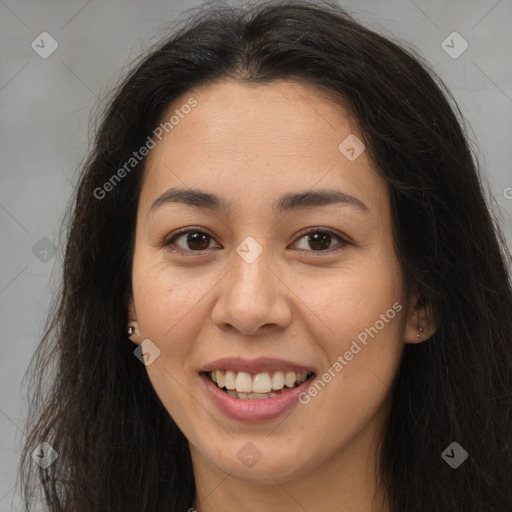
[297,258,404,351]
[293,255,406,422]
[294,266,405,438]
[131,261,206,388]
[131,261,209,429]
[132,249,208,337]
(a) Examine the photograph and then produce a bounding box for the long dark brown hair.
[18,1,512,510]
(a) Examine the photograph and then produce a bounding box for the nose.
[211,247,292,335]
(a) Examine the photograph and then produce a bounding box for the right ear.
[126,294,141,345]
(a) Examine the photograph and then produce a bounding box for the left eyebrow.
[148,187,369,216]
[274,189,369,214]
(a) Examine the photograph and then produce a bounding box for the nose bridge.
[230,234,272,294]
[229,241,276,313]
[211,236,291,334]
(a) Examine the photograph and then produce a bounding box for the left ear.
[404,291,438,344]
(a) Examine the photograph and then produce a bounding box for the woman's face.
[129,79,419,484]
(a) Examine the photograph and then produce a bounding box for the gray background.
[1,0,511,509]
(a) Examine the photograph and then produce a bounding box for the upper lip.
[202,357,316,374]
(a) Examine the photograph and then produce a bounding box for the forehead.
[150,79,358,156]
[139,79,388,215]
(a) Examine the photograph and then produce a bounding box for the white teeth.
[271,371,285,390]
[208,369,312,394]
[235,371,253,393]
[284,371,297,388]
[252,372,272,393]
[224,370,236,390]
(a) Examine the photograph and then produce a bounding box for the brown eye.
[293,229,348,252]
[308,232,332,251]
[165,230,220,252]
[184,232,211,250]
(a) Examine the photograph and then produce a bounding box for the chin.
[196,437,321,485]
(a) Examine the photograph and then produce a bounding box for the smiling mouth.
[202,369,315,400]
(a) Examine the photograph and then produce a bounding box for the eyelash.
[162,226,350,256]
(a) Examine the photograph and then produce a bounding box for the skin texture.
[127,80,435,512]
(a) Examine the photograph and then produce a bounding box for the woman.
[18,1,512,511]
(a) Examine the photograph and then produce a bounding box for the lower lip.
[199,373,314,422]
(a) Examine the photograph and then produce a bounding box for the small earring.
[126,324,135,337]
[416,326,424,339]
